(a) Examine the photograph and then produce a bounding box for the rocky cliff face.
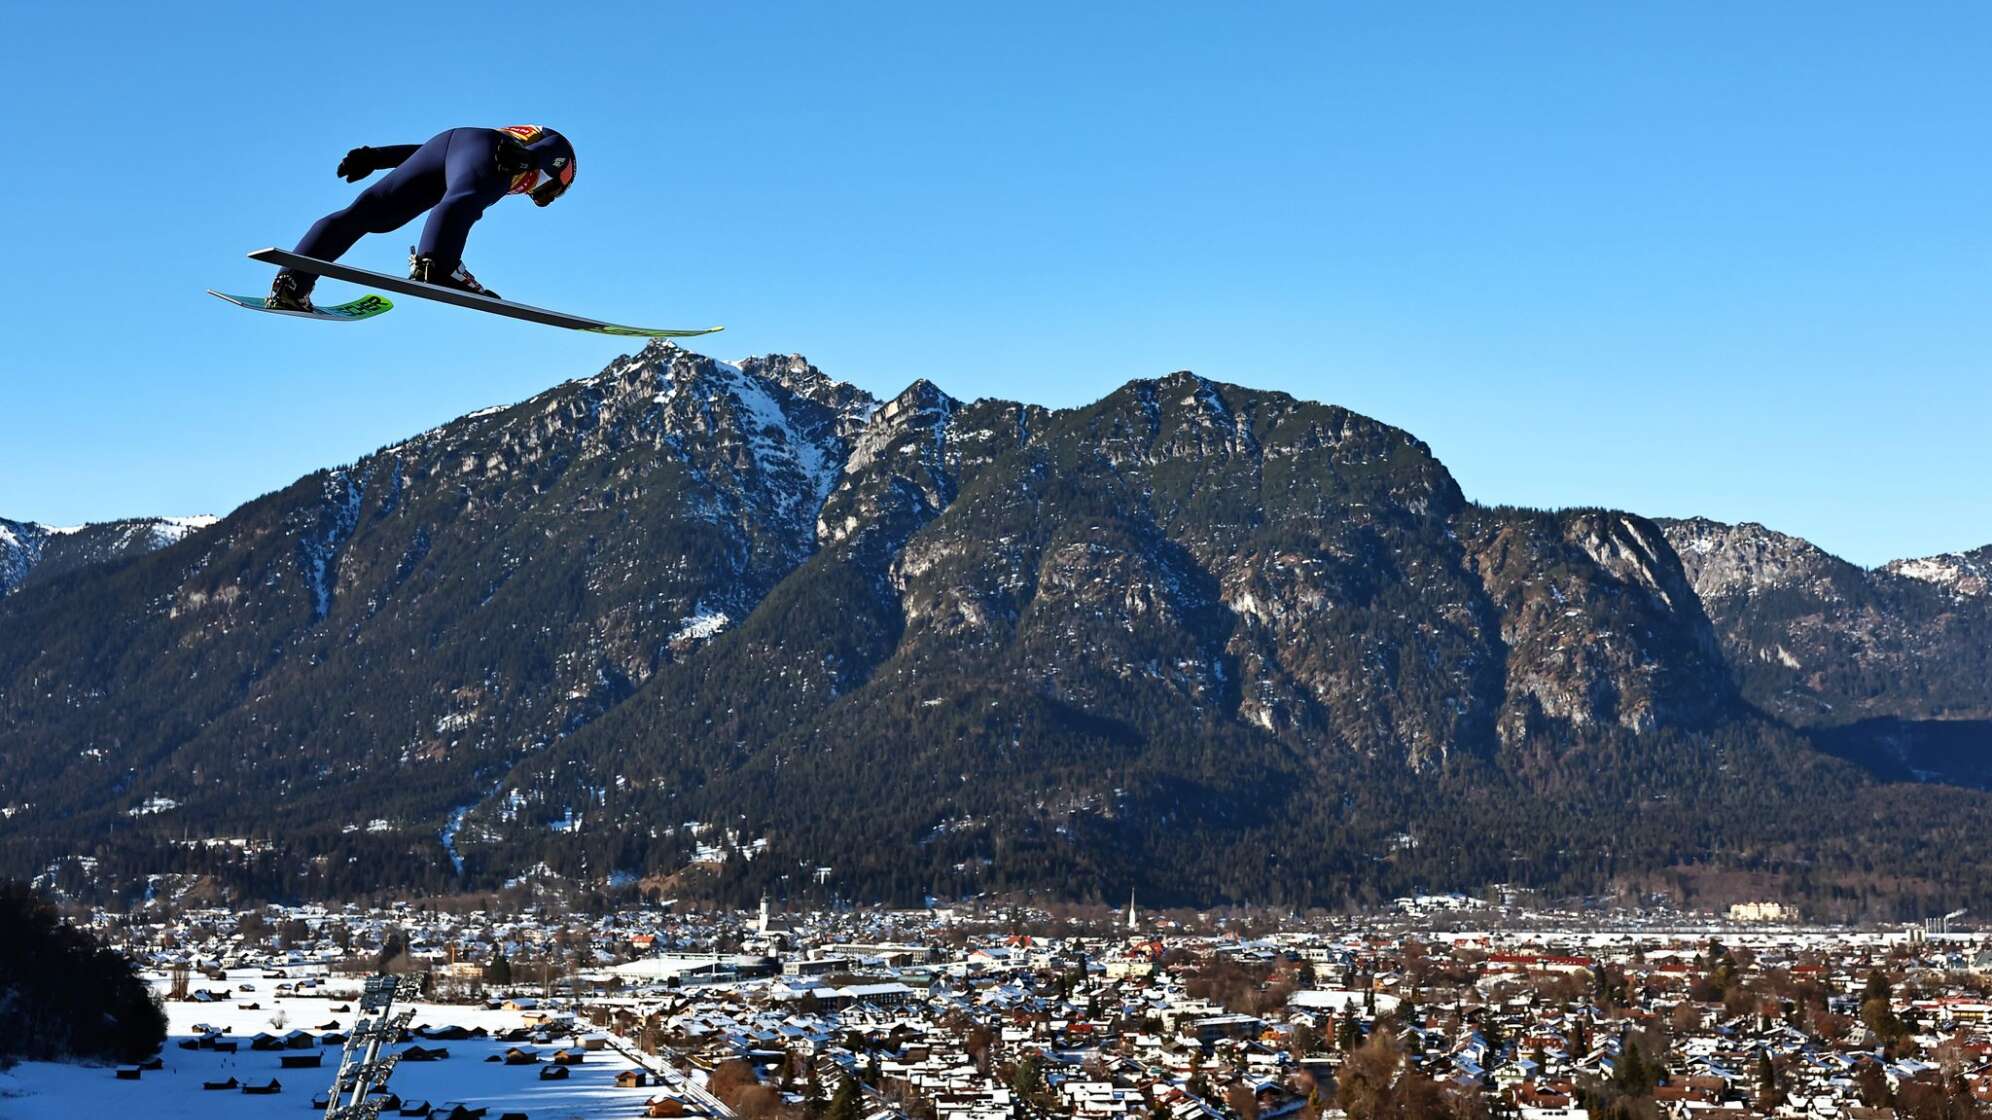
[4,345,1989,910]
[1466,510,1727,749]
[1663,516,1852,602]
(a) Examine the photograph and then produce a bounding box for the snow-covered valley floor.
[0,971,668,1119]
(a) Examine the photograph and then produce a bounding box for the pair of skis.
[209,248,722,340]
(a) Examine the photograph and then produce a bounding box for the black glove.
[337,146,377,183]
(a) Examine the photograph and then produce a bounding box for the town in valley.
[8,891,1992,1120]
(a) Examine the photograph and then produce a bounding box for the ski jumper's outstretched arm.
[515,132,569,169]
[337,144,423,182]
[369,144,422,167]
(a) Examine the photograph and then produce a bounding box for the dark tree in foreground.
[0,881,166,1063]
[827,1073,865,1120]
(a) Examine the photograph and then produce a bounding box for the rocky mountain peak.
[736,352,879,439]
[844,380,959,470]
[1569,512,1697,613]
[818,379,967,550]
[1884,546,1992,598]
[1659,516,1850,600]
[1092,372,1260,459]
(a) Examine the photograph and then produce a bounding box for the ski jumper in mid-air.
[267,125,576,313]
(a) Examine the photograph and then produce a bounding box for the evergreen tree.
[1338,1010,1363,1053]
[375,928,406,972]
[805,1059,827,1118]
[0,882,166,1063]
[1613,1042,1648,1095]
[1861,970,1907,1046]
[1755,1052,1781,1111]
[1012,1054,1045,1104]
[827,1074,863,1120]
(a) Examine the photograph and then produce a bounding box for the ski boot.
[265,270,315,313]
[409,248,500,300]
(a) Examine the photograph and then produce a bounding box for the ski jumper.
[288,126,575,295]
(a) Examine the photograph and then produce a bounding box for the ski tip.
[586,324,726,339]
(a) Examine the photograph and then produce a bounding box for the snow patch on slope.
[672,610,731,643]
[0,519,47,595]
[1886,552,1990,596]
[297,471,365,620]
[440,805,472,876]
[150,515,219,546]
[720,362,838,503]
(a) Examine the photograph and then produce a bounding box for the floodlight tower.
[322,974,415,1120]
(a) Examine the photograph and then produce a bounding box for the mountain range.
[3,342,1986,917]
[0,516,215,598]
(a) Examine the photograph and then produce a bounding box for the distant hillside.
[0,515,215,597]
[1660,517,1992,785]
[3,343,1989,918]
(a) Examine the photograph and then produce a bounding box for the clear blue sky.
[3,2,1987,566]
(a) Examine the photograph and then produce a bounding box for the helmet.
[495,125,576,206]
[532,153,575,207]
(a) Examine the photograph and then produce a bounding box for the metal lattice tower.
[322,974,414,1120]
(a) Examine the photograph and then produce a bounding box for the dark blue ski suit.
[288,126,576,295]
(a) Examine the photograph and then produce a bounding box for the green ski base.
[207,289,394,322]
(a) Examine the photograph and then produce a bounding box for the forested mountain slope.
[4,342,1986,917]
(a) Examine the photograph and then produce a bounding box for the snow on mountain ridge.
[1886,551,1991,597]
[713,359,842,513]
[0,519,46,596]
[152,515,219,545]
[1662,516,1992,601]
[1,514,218,597]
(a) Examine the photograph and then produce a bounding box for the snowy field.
[0,970,673,1119]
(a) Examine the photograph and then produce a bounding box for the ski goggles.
[532,157,576,207]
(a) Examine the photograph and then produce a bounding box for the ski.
[207,289,393,323]
[243,248,723,339]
